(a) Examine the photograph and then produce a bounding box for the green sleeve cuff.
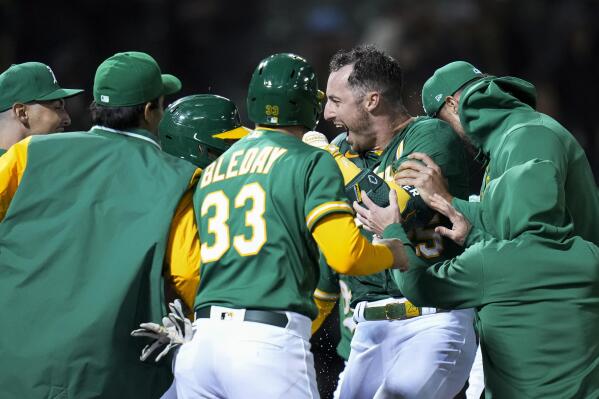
[464,226,491,247]
[382,223,408,241]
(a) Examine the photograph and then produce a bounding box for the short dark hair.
[90,98,160,130]
[329,45,404,106]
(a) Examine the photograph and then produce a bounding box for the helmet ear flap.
[197,143,207,156]
[158,94,246,168]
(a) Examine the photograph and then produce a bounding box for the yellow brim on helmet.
[212,126,251,139]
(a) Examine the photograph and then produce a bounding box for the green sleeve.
[383,223,484,309]
[495,126,567,180]
[452,198,480,225]
[451,198,493,246]
[395,119,470,200]
[316,253,340,294]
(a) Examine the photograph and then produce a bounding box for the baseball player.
[397,60,599,246]
[322,45,477,398]
[0,51,200,398]
[170,53,408,399]
[309,131,382,399]
[375,160,599,397]
[0,62,82,154]
[158,94,250,169]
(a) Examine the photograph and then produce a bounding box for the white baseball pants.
[172,308,319,399]
[340,304,476,399]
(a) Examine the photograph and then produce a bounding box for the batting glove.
[131,299,193,362]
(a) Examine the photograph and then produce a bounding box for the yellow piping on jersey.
[306,201,353,230]
[396,140,404,160]
[314,288,340,301]
[344,151,360,159]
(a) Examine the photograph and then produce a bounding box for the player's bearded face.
[344,101,373,153]
[324,66,375,153]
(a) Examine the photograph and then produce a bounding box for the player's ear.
[13,103,29,127]
[364,91,380,112]
[142,96,164,133]
[444,96,459,114]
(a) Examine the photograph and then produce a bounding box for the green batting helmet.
[159,94,249,168]
[247,53,324,130]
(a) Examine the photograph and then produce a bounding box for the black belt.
[195,307,288,328]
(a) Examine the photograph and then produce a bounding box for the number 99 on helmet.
[247,53,324,130]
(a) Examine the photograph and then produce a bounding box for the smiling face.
[323,64,375,153]
[25,98,71,134]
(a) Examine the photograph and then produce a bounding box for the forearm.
[451,198,493,246]
[312,213,393,275]
[451,197,479,225]
[384,223,483,308]
[383,223,429,270]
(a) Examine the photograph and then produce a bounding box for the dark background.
[1,0,597,181]
[2,0,597,397]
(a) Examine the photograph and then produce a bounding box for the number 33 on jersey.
[192,129,354,318]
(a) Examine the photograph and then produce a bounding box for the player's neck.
[0,118,27,150]
[371,112,413,151]
[255,125,307,140]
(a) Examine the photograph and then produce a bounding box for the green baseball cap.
[93,51,181,107]
[422,61,484,116]
[0,62,83,112]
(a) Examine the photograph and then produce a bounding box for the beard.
[346,107,373,153]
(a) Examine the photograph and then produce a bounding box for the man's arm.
[164,169,202,314]
[303,149,409,275]
[311,212,408,275]
[382,223,485,309]
[0,137,31,221]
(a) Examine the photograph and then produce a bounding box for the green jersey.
[335,117,469,306]
[194,129,353,319]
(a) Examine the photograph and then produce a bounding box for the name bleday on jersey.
[200,146,287,188]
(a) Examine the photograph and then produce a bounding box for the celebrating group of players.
[0,44,598,399]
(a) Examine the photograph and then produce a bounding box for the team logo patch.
[435,94,443,102]
[100,95,110,103]
[46,66,58,84]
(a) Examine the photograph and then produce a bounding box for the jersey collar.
[91,125,161,150]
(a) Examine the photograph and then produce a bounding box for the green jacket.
[389,160,599,398]
[451,76,599,246]
[0,127,197,398]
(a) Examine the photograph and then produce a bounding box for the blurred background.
[1,0,597,180]
[1,0,597,396]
